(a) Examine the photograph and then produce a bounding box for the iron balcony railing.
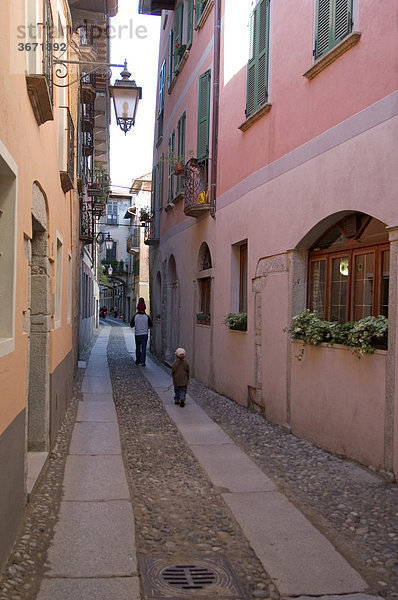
[183,158,210,217]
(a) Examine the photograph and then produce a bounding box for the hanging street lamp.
[109,61,142,135]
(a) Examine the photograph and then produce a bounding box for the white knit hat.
[175,347,186,358]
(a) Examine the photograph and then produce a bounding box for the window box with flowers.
[223,312,247,332]
[284,309,388,361]
[196,312,210,325]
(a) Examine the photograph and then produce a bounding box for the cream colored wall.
[0,0,76,435]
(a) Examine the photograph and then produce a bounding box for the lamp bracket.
[53,59,124,88]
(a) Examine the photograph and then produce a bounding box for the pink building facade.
[140,0,398,479]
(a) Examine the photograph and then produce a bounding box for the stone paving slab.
[63,455,130,501]
[46,500,137,577]
[69,421,122,454]
[190,443,277,492]
[36,577,141,600]
[77,400,117,422]
[81,376,113,394]
[222,491,368,597]
[165,403,234,445]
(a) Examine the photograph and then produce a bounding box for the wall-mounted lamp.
[109,61,142,135]
[104,232,114,251]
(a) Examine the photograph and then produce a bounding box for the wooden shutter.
[197,70,211,160]
[177,113,186,192]
[246,0,269,118]
[257,0,269,108]
[159,154,164,209]
[168,131,175,202]
[333,0,352,45]
[315,0,331,58]
[158,61,165,115]
[315,0,352,59]
[195,0,201,29]
[168,30,174,87]
[174,1,183,67]
[187,0,194,48]
[246,8,257,117]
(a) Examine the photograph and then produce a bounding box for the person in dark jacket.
[171,347,190,407]
[130,301,152,366]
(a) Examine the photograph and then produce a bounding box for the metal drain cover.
[139,555,246,599]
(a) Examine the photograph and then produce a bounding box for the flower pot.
[174,163,185,176]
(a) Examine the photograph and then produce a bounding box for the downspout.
[210,0,221,219]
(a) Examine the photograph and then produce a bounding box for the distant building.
[99,174,151,323]
[141,0,398,480]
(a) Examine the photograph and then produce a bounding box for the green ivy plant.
[223,312,247,331]
[284,309,388,360]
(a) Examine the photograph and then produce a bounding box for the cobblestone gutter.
[108,328,277,600]
[188,380,398,599]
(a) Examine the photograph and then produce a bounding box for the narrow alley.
[0,321,397,600]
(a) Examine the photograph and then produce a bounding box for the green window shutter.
[195,0,201,29]
[159,154,164,209]
[168,131,175,202]
[168,30,174,87]
[174,1,183,68]
[246,0,269,118]
[246,9,257,117]
[257,0,269,108]
[333,0,352,45]
[158,60,165,114]
[315,0,332,58]
[187,0,194,48]
[315,0,352,59]
[151,166,156,211]
[176,113,186,193]
[197,70,211,161]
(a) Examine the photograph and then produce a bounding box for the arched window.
[197,243,212,324]
[308,214,389,322]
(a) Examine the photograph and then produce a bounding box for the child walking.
[172,348,190,407]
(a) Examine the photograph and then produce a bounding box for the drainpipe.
[210,0,221,219]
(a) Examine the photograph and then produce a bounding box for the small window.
[198,278,211,321]
[315,0,353,59]
[107,200,118,225]
[308,215,389,322]
[105,240,117,263]
[239,243,248,313]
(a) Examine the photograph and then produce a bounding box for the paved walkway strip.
[36,328,140,600]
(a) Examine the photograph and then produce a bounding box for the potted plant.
[223,312,247,331]
[196,312,210,325]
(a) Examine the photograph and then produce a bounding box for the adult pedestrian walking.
[130,300,152,366]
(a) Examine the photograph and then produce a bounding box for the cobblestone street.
[0,322,397,600]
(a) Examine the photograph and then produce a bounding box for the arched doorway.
[28,184,50,451]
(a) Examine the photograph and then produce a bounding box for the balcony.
[127,228,141,254]
[138,0,175,15]
[80,197,105,243]
[82,131,94,156]
[87,167,110,197]
[183,158,210,218]
[144,217,159,245]
[81,73,97,104]
[81,102,94,132]
[59,108,75,193]
[26,0,53,125]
